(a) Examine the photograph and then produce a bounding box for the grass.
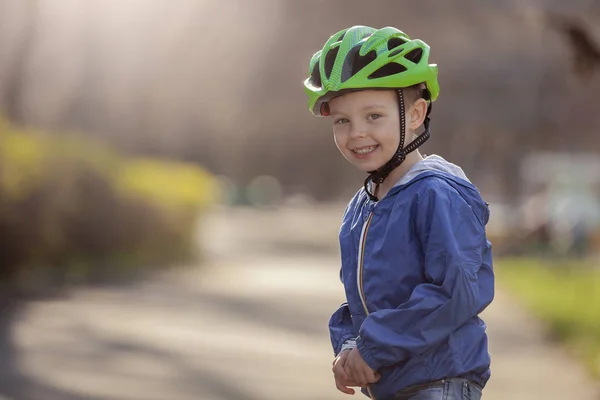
[495,257,600,379]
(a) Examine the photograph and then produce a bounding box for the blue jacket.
[329,156,494,400]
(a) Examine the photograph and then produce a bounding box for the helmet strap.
[364,89,433,201]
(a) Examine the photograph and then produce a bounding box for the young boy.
[303,26,495,399]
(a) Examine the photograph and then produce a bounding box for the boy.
[303,26,495,399]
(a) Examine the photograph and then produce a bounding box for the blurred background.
[0,0,599,399]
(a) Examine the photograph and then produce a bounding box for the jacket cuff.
[339,338,357,354]
[334,336,356,356]
[356,335,381,371]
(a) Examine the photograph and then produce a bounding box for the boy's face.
[328,89,402,173]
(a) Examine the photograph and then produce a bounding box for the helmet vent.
[405,48,423,64]
[368,63,407,79]
[350,49,377,76]
[387,37,407,51]
[341,46,375,83]
[324,46,340,79]
[309,60,322,88]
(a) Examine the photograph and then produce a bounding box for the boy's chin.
[352,161,385,173]
[341,152,386,173]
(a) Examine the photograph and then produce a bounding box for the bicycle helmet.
[303,26,440,201]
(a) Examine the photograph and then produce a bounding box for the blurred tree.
[546,12,600,79]
[1,0,38,124]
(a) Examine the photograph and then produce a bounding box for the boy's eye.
[335,118,349,125]
[368,113,382,121]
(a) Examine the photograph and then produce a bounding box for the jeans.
[392,378,483,400]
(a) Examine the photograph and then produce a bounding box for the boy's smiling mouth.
[352,145,379,155]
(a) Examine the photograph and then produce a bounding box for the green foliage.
[0,119,219,288]
[497,257,600,379]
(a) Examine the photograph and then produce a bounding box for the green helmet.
[303,25,439,116]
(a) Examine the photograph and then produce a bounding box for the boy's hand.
[332,349,358,395]
[344,347,381,388]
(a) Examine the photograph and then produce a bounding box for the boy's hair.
[402,83,427,108]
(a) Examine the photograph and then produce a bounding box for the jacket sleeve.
[355,185,489,371]
[329,200,359,356]
[329,301,357,356]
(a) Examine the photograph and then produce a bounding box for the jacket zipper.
[357,210,376,399]
[357,212,373,314]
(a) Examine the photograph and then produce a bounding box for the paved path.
[0,205,597,399]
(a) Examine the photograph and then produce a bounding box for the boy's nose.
[349,124,367,139]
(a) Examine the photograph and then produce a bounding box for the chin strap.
[364,89,433,202]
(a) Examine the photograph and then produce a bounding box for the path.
[0,205,597,399]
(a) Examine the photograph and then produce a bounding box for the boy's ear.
[407,98,428,130]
